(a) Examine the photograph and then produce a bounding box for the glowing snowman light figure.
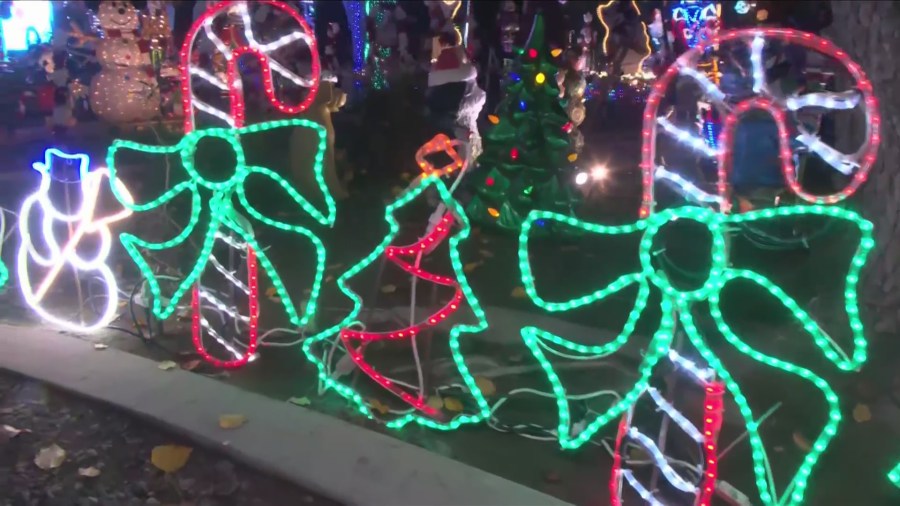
[18,149,135,333]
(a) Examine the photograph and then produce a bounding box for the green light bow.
[106,118,334,327]
[890,462,900,490]
[518,205,874,506]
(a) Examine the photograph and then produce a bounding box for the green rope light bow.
[890,462,900,489]
[302,175,491,430]
[518,204,874,506]
[106,118,333,328]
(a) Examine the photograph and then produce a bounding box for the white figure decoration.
[18,149,135,333]
[88,0,160,124]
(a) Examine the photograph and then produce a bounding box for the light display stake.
[302,175,491,430]
[640,29,881,217]
[18,149,135,333]
[106,119,332,351]
[518,204,874,505]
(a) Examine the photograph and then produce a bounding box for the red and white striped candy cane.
[179,0,320,133]
[178,0,319,368]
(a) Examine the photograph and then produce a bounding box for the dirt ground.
[0,371,340,506]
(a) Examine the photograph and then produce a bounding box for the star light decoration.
[517,27,880,506]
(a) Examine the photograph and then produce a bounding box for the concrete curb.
[0,324,570,506]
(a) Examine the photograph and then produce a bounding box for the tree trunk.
[826,2,900,333]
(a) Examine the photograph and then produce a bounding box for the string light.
[640,28,881,217]
[655,166,723,205]
[597,0,652,72]
[302,175,491,430]
[18,149,134,333]
[106,118,333,336]
[535,72,546,85]
[889,462,900,489]
[517,205,873,505]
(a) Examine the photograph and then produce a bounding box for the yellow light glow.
[551,48,563,57]
[535,72,546,84]
[567,153,578,162]
[488,115,500,124]
[597,0,652,72]
[487,207,500,218]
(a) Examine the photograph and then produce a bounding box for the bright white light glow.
[627,427,698,493]
[18,149,134,333]
[750,34,767,94]
[796,132,860,175]
[668,349,715,382]
[620,470,666,506]
[657,116,719,157]
[575,172,589,186]
[655,166,722,204]
[1,1,53,52]
[591,165,609,181]
[646,387,705,443]
[678,65,727,104]
[786,90,861,111]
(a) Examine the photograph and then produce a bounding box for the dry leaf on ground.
[34,444,66,470]
[443,397,463,412]
[426,396,443,410]
[181,360,202,371]
[1,424,25,439]
[463,262,483,273]
[78,466,101,478]
[265,287,278,298]
[158,361,177,371]
[792,431,812,452]
[381,284,397,294]
[218,414,247,429]
[474,376,496,396]
[369,399,390,415]
[287,397,311,407]
[93,343,108,350]
[151,445,193,473]
[853,403,872,423]
[511,287,527,299]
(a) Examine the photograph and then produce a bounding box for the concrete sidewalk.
[0,324,570,506]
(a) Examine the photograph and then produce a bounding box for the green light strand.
[0,261,8,290]
[517,204,874,504]
[106,118,334,328]
[889,462,900,489]
[302,175,491,430]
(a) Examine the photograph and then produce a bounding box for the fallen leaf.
[0,424,25,441]
[426,396,443,410]
[265,287,278,298]
[369,399,390,415]
[511,286,527,299]
[463,261,483,273]
[93,343,108,350]
[158,360,177,371]
[151,445,193,473]
[287,396,311,407]
[443,397,463,412]
[34,444,66,470]
[474,376,496,396]
[78,466,101,478]
[478,249,494,258]
[381,284,397,294]
[853,403,872,423]
[180,360,201,371]
[792,431,811,452]
[218,414,247,429]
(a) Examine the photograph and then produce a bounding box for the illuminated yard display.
[671,0,719,50]
[640,28,880,217]
[105,0,324,368]
[1,0,53,53]
[517,28,879,506]
[18,149,134,333]
[303,137,490,429]
[890,462,900,490]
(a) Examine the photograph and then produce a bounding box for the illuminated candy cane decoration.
[179,0,319,367]
[640,28,880,217]
[610,350,725,506]
[18,149,134,333]
[180,0,320,132]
